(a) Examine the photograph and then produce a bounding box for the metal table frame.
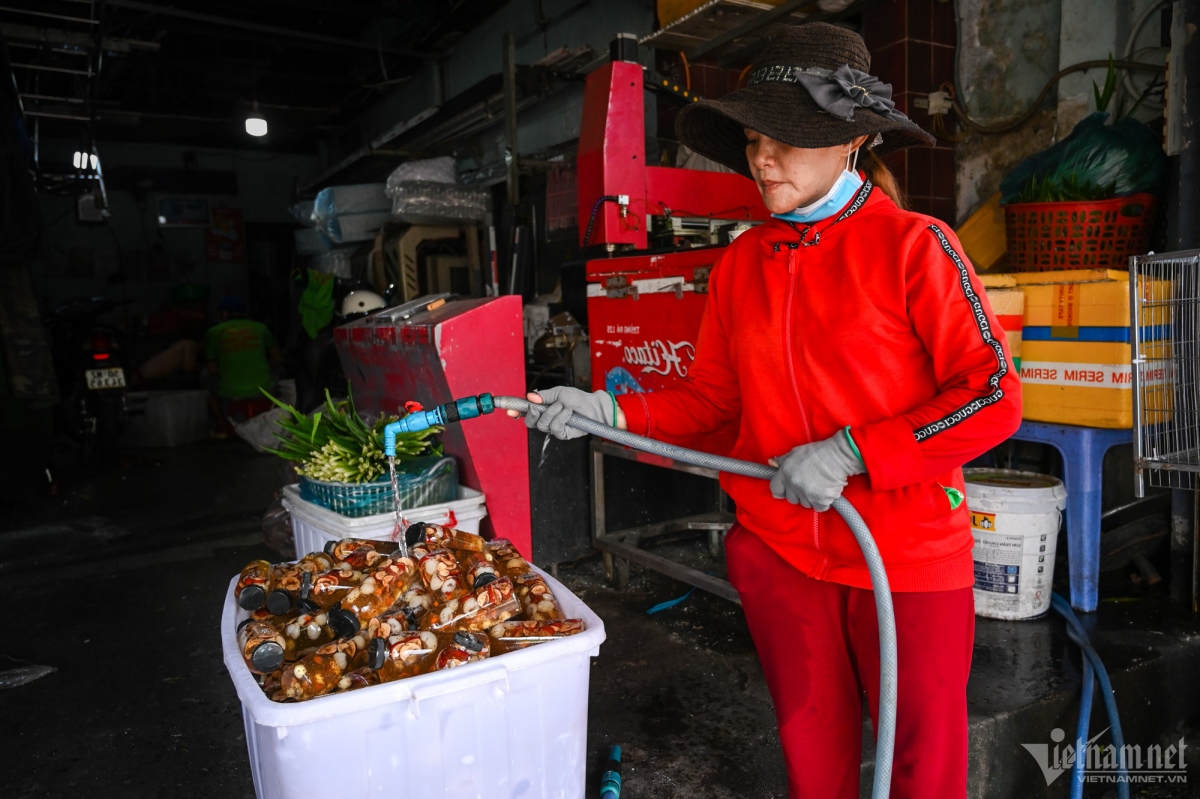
[590,438,740,604]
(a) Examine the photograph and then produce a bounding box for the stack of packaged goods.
[980,273,1025,371]
[1012,268,1171,428]
[232,524,585,703]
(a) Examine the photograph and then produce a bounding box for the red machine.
[578,44,769,412]
[334,296,531,557]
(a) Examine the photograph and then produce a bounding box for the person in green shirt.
[205,296,282,432]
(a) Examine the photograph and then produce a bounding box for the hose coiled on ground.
[493,396,898,799]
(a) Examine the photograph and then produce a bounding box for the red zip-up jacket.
[616,181,1022,592]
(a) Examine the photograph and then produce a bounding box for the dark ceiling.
[2,0,503,159]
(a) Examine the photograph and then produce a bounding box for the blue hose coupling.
[600,745,622,799]
[382,394,496,457]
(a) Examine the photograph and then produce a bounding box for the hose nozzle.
[600,745,622,799]
[382,393,496,457]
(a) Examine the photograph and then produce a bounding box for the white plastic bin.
[220,565,605,799]
[965,468,1067,620]
[122,390,209,448]
[282,484,488,556]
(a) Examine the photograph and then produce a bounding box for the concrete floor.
[2,440,1199,798]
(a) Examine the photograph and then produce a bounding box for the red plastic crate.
[1004,193,1157,270]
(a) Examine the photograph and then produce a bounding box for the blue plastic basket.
[299,456,457,518]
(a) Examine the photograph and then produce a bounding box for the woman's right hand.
[506,387,622,440]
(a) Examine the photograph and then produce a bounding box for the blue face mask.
[771,148,864,225]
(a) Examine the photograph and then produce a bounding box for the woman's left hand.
[769,432,865,512]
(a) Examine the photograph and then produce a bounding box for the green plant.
[1092,55,1118,115]
[1092,53,1162,122]
[262,389,441,484]
[1012,172,1118,204]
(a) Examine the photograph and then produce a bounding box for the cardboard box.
[1009,270,1170,428]
[985,287,1024,370]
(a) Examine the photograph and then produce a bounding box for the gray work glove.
[523,387,614,440]
[769,431,865,512]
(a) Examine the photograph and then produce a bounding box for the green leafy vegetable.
[1012,172,1118,204]
[261,388,441,484]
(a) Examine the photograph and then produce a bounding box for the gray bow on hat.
[795,65,908,124]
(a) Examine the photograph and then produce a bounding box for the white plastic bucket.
[282,484,488,556]
[221,565,605,799]
[964,468,1067,620]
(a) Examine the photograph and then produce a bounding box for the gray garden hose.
[493,396,898,799]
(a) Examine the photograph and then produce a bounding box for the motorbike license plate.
[85,368,126,389]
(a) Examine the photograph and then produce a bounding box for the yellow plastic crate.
[957,192,1007,272]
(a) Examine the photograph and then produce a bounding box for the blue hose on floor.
[1050,593,1130,799]
[1071,650,1095,798]
[488,397,898,799]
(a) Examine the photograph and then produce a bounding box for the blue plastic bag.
[1000,113,1166,204]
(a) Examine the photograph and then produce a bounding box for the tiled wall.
[654,2,959,225]
[655,51,745,163]
[862,0,959,224]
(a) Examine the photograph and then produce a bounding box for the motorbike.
[49,283,130,463]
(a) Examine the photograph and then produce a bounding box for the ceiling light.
[73,152,99,171]
[245,103,267,137]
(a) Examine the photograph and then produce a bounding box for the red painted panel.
[577,61,648,248]
[587,248,738,455]
[334,296,532,558]
[584,244,729,282]
[645,167,767,221]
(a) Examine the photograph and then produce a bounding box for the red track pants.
[725,525,975,799]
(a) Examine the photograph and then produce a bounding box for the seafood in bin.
[268,552,335,615]
[308,562,364,609]
[333,667,380,694]
[232,523,586,702]
[281,635,370,701]
[323,537,399,561]
[417,521,486,553]
[420,576,521,632]
[513,572,564,621]
[328,556,420,636]
[367,630,440,681]
[435,631,491,669]
[462,552,499,589]
[417,548,466,600]
[485,538,531,577]
[235,560,274,611]
[489,619,586,652]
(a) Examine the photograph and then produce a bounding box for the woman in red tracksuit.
[518,22,1022,798]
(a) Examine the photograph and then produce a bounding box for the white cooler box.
[220,565,606,799]
[122,390,209,448]
[282,484,488,556]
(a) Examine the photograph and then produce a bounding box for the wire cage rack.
[1132,250,1200,496]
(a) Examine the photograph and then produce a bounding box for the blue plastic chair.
[1007,421,1132,612]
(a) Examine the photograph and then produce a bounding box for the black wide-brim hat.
[676,22,935,179]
